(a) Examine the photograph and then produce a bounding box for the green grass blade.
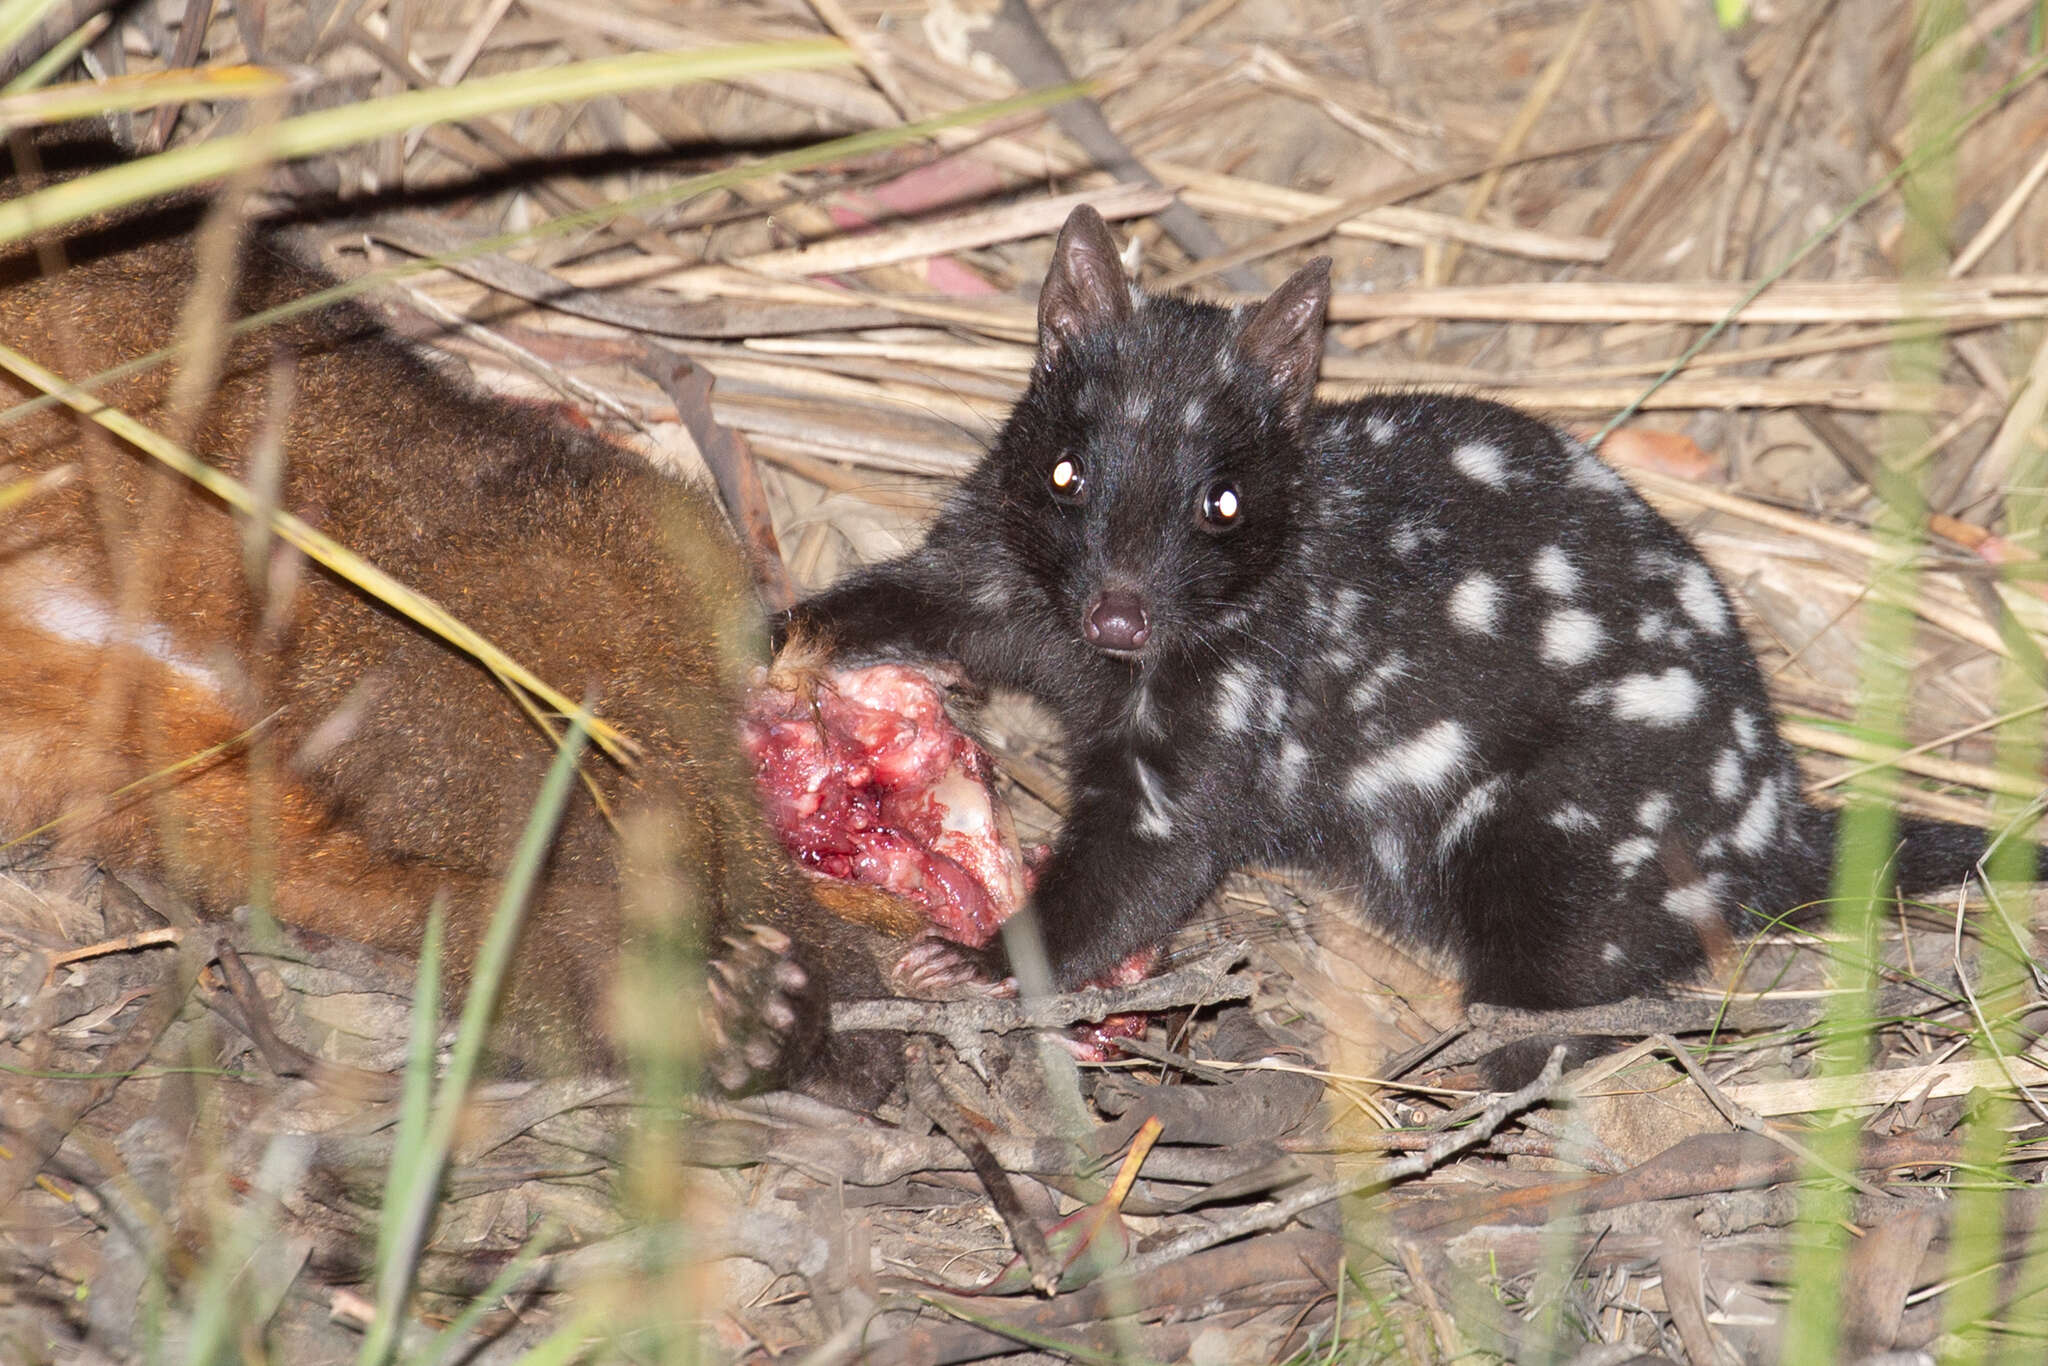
[0,64,290,125]
[356,713,589,1366]
[180,1135,315,1365]
[0,7,104,94]
[411,1220,560,1366]
[370,905,445,1295]
[0,0,70,68]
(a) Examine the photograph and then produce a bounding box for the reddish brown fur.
[0,148,914,1076]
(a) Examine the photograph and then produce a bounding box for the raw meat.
[744,659,1153,1057]
[743,662,1027,946]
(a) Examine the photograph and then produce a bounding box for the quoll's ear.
[1036,205,1131,375]
[1233,257,1331,424]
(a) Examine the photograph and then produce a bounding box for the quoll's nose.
[1083,589,1151,654]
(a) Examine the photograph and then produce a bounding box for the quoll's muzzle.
[1083,588,1151,654]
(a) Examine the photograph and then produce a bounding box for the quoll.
[790,205,2033,1078]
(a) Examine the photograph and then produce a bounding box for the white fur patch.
[1664,875,1729,924]
[1677,562,1731,635]
[1531,545,1579,596]
[1731,709,1761,753]
[1602,942,1627,965]
[1123,391,1153,425]
[1181,396,1206,431]
[1132,759,1174,840]
[1547,803,1600,834]
[1331,586,1364,630]
[1448,573,1502,635]
[1350,653,1410,711]
[1540,609,1604,667]
[1730,775,1783,855]
[1214,661,1263,735]
[1452,440,1509,488]
[1437,774,1509,857]
[1610,836,1657,876]
[1390,520,1424,557]
[1273,738,1310,797]
[1612,668,1703,726]
[1364,414,1395,444]
[24,583,229,694]
[1323,646,1357,673]
[1129,683,1163,735]
[1347,721,1472,809]
[1568,442,1629,495]
[1372,828,1407,879]
[1636,610,1669,642]
[1637,792,1673,831]
[1710,748,1743,803]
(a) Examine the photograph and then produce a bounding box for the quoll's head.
[991,204,1332,662]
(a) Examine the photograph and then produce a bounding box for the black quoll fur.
[789,205,2038,1076]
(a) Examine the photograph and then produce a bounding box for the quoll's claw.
[891,933,1015,997]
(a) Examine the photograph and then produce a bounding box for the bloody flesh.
[744,662,1152,1055]
[743,664,1026,946]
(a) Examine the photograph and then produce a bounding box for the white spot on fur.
[1452,440,1508,488]
[1350,653,1410,711]
[1637,792,1673,831]
[1372,828,1406,879]
[1730,775,1784,855]
[1390,520,1424,557]
[1664,875,1729,924]
[1348,721,1472,809]
[1214,661,1262,735]
[1331,586,1364,629]
[1677,562,1731,635]
[1531,545,1579,596]
[1610,836,1657,876]
[1448,573,1501,635]
[1364,414,1395,444]
[1123,391,1153,425]
[1636,611,1669,642]
[1540,610,1604,667]
[1323,646,1357,672]
[1548,803,1600,833]
[1181,396,1206,431]
[1613,669,1703,726]
[1576,682,1613,707]
[1132,759,1174,840]
[1129,683,1164,736]
[1602,942,1627,965]
[1710,749,1743,803]
[1568,442,1629,495]
[1732,709,1761,753]
[23,583,229,694]
[1273,739,1310,797]
[1437,774,1508,857]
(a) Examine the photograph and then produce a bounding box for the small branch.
[902,1043,1059,1295]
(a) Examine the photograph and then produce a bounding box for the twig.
[1650,1033,1882,1198]
[1117,1046,1566,1276]
[902,1042,1060,1296]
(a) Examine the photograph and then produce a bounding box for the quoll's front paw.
[702,923,811,1093]
[891,932,1015,997]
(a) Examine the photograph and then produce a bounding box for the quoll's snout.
[1082,588,1150,655]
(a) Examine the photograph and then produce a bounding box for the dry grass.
[5,0,2048,1361]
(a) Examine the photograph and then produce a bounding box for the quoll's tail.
[1795,805,2047,898]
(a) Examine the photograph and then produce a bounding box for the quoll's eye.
[1199,480,1242,530]
[1049,455,1088,504]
